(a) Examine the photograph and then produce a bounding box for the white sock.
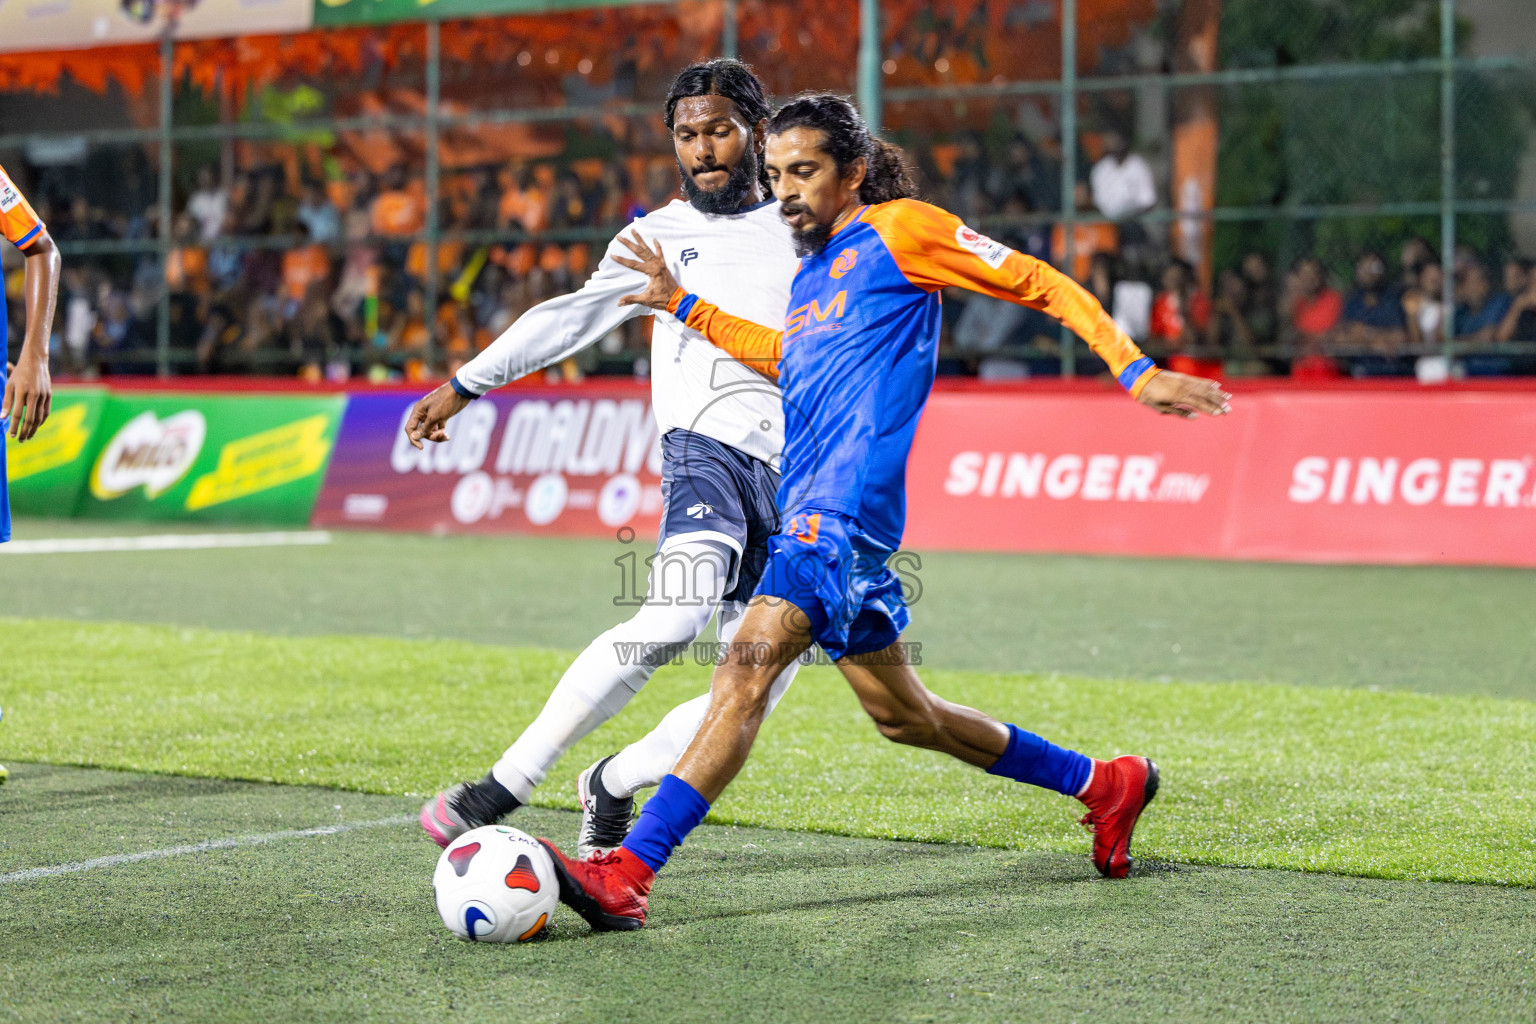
[491,540,732,800]
[602,599,799,800]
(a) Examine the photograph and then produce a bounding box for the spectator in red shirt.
[1288,256,1343,353]
[1150,258,1219,376]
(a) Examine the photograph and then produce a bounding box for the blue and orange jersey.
[667,198,1158,548]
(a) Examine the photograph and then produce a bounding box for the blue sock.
[621,774,711,873]
[986,723,1093,796]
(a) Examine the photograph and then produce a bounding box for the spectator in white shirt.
[1088,130,1156,221]
[296,182,341,243]
[186,166,228,243]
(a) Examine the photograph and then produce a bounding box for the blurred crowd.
[6,135,1536,382]
[927,129,1536,380]
[6,154,679,381]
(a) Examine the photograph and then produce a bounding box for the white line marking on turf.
[0,813,414,884]
[0,531,332,555]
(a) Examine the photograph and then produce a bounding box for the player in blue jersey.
[536,94,1232,930]
[0,163,59,785]
[1,161,62,546]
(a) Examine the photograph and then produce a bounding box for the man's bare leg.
[836,646,1010,769]
[835,640,1158,882]
[669,596,814,801]
[536,594,812,930]
[538,617,1158,933]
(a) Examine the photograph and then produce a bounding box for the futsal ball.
[432,826,559,942]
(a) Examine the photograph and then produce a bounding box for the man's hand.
[2,357,51,442]
[1136,370,1231,419]
[613,233,681,311]
[404,383,472,450]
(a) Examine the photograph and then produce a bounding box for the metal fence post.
[156,29,173,377]
[723,0,738,61]
[1060,0,1077,377]
[425,20,442,362]
[858,0,882,132]
[1440,0,1457,362]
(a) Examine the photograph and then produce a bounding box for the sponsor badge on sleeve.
[0,170,21,213]
[954,224,1012,269]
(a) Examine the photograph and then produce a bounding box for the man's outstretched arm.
[405,241,648,449]
[876,202,1231,419]
[2,228,60,442]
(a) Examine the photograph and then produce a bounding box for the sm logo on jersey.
[830,248,858,279]
[785,290,847,338]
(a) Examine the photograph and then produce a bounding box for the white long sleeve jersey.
[455,198,796,467]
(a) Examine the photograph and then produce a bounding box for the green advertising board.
[314,0,652,27]
[5,387,109,517]
[77,393,347,526]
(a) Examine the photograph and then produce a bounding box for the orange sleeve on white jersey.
[0,163,45,251]
[864,199,1158,395]
[666,286,784,382]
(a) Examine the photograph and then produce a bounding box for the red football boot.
[1077,755,1160,879]
[538,839,653,931]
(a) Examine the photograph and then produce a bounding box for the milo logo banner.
[312,386,664,537]
[5,387,109,515]
[78,394,345,524]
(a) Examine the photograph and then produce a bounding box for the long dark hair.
[665,59,772,193]
[767,93,919,204]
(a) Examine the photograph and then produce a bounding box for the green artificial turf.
[6,516,1536,700]
[3,765,1534,1024]
[5,523,1536,1022]
[3,618,1533,886]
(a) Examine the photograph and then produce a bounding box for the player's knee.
[711,659,780,719]
[864,699,942,748]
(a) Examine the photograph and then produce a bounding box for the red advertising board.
[312,385,664,537]
[903,388,1536,567]
[1222,393,1536,565]
[308,378,1536,567]
[903,391,1242,558]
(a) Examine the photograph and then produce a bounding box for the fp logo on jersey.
[680,248,700,265]
[686,502,714,519]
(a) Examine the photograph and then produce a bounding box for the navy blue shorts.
[756,509,910,661]
[655,429,780,604]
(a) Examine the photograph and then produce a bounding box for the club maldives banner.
[4,387,109,515]
[311,386,663,536]
[77,392,345,525]
[904,389,1536,568]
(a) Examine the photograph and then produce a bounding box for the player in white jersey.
[407,60,800,856]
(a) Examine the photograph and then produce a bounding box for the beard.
[678,148,760,215]
[791,222,833,258]
[782,202,833,258]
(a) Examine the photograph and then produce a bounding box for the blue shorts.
[756,509,910,661]
[655,428,780,604]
